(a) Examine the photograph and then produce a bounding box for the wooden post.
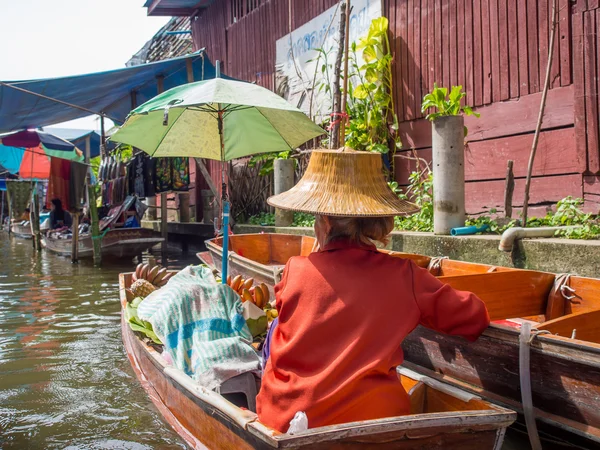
[0,190,4,230]
[160,192,168,265]
[194,158,221,210]
[71,212,80,263]
[6,187,12,236]
[31,184,41,251]
[179,193,190,223]
[186,59,194,83]
[84,135,91,163]
[504,160,515,219]
[88,185,102,266]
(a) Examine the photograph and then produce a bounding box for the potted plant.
[421,84,479,235]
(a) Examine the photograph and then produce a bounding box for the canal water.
[0,233,566,450]
[0,233,190,449]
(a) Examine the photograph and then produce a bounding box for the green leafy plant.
[344,17,400,154]
[394,170,434,232]
[421,84,480,121]
[248,150,292,176]
[247,212,315,228]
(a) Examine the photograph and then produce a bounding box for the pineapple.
[130,279,157,299]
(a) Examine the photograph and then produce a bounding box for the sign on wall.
[275,0,382,122]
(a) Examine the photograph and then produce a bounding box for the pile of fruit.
[125,261,175,302]
[226,275,278,322]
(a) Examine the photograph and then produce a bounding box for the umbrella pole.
[219,110,230,285]
[215,60,230,285]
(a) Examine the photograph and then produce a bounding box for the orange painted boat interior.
[210,233,600,345]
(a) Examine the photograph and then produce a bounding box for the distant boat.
[42,228,163,259]
[119,271,516,449]
[9,222,33,239]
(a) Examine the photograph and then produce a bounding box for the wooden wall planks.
[189,0,599,214]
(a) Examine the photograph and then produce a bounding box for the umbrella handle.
[221,201,230,284]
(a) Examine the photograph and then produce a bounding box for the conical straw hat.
[267,148,419,217]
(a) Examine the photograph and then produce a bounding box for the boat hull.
[403,324,600,442]
[10,223,32,239]
[119,272,514,449]
[43,228,163,259]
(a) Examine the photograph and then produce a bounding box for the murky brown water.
[0,233,191,449]
[0,232,582,450]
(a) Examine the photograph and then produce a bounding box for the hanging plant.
[344,17,400,154]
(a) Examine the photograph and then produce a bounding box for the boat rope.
[92,229,109,240]
[519,322,551,450]
[427,256,448,275]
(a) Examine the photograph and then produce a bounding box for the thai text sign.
[275,0,382,121]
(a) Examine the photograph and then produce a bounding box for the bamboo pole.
[31,183,41,251]
[329,2,347,149]
[160,192,168,266]
[0,190,4,230]
[71,212,80,263]
[88,185,102,266]
[6,187,12,237]
[504,160,515,219]
[340,0,351,146]
[522,0,558,225]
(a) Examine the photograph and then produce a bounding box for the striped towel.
[137,265,260,390]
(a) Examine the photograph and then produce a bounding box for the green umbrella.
[110,78,324,160]
[110,65,324,282]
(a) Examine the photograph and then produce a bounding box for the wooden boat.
[119,272,515,449]
[201,233,600,444]
[9,222,32,239]
[42,227,163,259]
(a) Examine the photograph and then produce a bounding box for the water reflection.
[0,234,191,449]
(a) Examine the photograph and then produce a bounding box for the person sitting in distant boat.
[256,148,491,433]
[20,208,30,221]
[49,198,72,230]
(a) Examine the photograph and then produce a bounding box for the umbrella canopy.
[1,129,77,152]
[0,143,83,179]
[110,78,324,160]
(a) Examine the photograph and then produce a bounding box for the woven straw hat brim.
[267,149,419,217]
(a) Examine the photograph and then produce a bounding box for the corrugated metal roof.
[144,0,214,16]
[127,17,193,66]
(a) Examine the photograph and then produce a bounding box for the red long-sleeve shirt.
[256,238,490,432]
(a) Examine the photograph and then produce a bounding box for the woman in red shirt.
[256,149,490,433]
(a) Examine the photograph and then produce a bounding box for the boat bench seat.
[220,372,260,412]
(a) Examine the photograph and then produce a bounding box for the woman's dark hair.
[51,198,63,209]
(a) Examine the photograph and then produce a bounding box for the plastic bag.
[287,411,308,435]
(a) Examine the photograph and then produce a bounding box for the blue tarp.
[0,180,6,191]
[46,128,111,159]
[0,145,25,174]
[0,50,225,134]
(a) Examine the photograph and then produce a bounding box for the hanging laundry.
[154,157,190,193]
[154,158,171,193]
[69,161,88,211]
[46,158,70,210]
[144,156,156,197]
[172,157,190,192]
[6,181,33,219]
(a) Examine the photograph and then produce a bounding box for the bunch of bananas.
[125,262,174,302]
[226,275,270,308]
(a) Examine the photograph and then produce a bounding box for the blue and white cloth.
[137,265,261,390]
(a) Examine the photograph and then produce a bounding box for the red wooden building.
[145,0,600,216]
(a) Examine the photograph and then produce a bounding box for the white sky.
[0,0,171,131]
